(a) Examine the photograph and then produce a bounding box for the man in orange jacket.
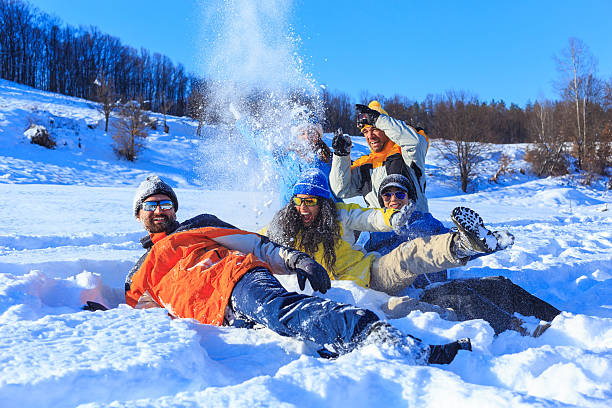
[124,175,472,363]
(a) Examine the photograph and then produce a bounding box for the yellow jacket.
[261,202,395,288]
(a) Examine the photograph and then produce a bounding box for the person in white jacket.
[329,101,430,212]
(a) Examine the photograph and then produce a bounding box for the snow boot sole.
[451,207,496,254]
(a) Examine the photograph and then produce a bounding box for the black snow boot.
[82,301,108,311]
[451,207,514,258]
[427,338,472,365]
[359,321,430,364]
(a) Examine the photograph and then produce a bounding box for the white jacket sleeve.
[375,115,428,170]
[329,153,364,199]
[207,231,294,275]
[336,202,395,233]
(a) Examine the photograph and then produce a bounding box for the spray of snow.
[195,0,324,203]
[494,230,515,250]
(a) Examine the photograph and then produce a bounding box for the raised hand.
[355,104,381,129]
[332,128,352,156]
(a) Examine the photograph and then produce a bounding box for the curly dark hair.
[267,197,341,273]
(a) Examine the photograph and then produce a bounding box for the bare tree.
[554,38,602,170]
[94,74,116,132]
[490,153,512,183]
[111,100,149,161]
[322,89,354,133]
[524,101,568,177]
[186,77,210,137]
[604,77,612,110]
[432,91,489,192]
[159,98,173,133]
[591,122,612,176]
[0,0,32,83]
[0,0,194,117]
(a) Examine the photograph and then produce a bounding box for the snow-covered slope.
[1,80,611,407]
[0,79,206,186]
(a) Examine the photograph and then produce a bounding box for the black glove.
[82,301,108,311]
[355,104,381,129]
[285,250,331,293]
[332,128,351,156]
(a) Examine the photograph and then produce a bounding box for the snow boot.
[361,321,430,364]
[531,322,552,338]
[509,317,553,338]
[362,322,471,365]
[382,296,458,321]
[317,348,340,359]
[451,207,514,258]
[427,338,472,365]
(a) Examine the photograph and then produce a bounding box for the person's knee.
[231,268,281,307]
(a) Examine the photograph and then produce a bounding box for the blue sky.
[27,0,612,107]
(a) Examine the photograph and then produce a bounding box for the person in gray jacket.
[330,100,430,212]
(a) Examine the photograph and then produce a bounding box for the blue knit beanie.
[292,169,332,199]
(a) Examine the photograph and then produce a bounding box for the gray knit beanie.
[133,175,178,216]
[377,174,417,207]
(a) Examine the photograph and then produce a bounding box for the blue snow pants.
[230,268,379,353]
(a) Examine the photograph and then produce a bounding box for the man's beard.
[143,214,172,233]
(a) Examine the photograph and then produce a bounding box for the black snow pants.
[420,276,561,335]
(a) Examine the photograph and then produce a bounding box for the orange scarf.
[351,141,402,169]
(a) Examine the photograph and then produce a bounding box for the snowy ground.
[1,80,611,407]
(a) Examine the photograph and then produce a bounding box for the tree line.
[323,90,532,144]
[0,0,192,116]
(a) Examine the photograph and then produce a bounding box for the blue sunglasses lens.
[382,191,407,200]
[142,200,173,211]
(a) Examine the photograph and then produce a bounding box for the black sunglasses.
[142,200,174,211]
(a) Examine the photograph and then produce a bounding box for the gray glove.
[284,249,331,293]
[332,128,352,156]
[390,202,416,235]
